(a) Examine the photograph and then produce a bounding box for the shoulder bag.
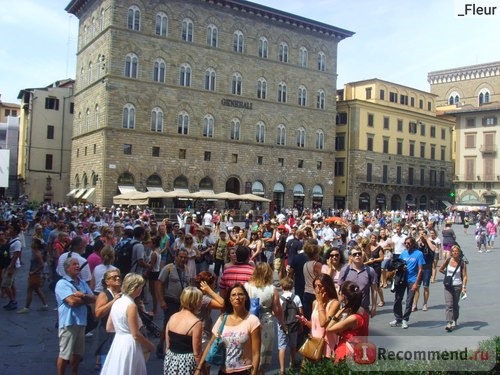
[298,328,326,361]
[443,259,460,288]
[205,314,228,366]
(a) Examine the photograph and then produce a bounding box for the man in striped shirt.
[219,245,254,299]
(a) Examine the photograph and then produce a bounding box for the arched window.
[276,124,286,146]
[279,42,288,63]
[278,81,287,102]
[296,127,306,148]
[181,18,193,42]
[127,6,140,31]
[95,104,99,129]
[299,47,308,68]
[153,58,166,83]
[78,112,82,134]
[203,114,214,138]
[155,12,168,36]
[207,24,218,47]
[315,129,325,150]
[232,72,242,95]
[122,104,135,129]
[180,63,191,86]
[233,30,244,53]
[178,111,189,134]
[99,9,104,32]
[85,108,90,131]
[448,91,460,105]
[151,107,163,132]
[257,77,267,99]
[231,118,240,140]
[258,37,268,58]
[124,53,138,78]
[88,62,92,83]
[479,88,490,105]
[318,51,326,71]
[256,121,265,143]
[298,85,307,106]
[204,68,216,91]
[317,89,325,109]
[80,66,85,86]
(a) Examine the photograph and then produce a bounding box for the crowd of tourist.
[0,200,498,374]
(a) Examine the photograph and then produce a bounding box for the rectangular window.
[123,144,132,155]
[70,103,74,114]
[483,116,498,126]
[231,154,238,163]
[397,140,403,155]
[367,136,374,151]
[367,113,374,127]
[84,146,87,156]
[365,87,372,99]
[389,92,397,103]
[409,122,417,134]
[420,123,426,136]
[420,143,425,158]
[4,109,10,116]
[420,168,425,185]
[400,95,408,105]
[430,126,436,138]
[465,134,476,148]
[298,160,304,168]
[383,138,389,153]
[45,154,53,170]
[466,118,475,127]
[397,119,403,132]
[334,159,344,176]
[367,163,372,182]
[465,158,475,180]
[430,145,436,160]
[441,128,446,140]
[427,101,432,111]
[335,134,345,150]
[204,151,211,161]
[47,125,54,139]
[429,169,437,186]
[396,166,402,184]
[257,156,263,165]
[45,97,60,110]
[383,117,389,130]
[336,112,347,125]
[278,157,284,167]
[152,146,160,157]
[408,167,414,185]
[379,89,385,100]
[410,97,415,107]
[93,144,96,154]
[441,146,446,161]
[317,161,322,170]
[409,142,415,157]
[179,149,186,159]
[419,99,423,109]
[382,165,388,183]
[440,171,445,187]
[76,148,79,158]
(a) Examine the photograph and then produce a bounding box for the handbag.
[443,259,460,288]
[299,334,326,361]
[205,314,228,366]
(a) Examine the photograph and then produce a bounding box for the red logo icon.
[352,342,377,364]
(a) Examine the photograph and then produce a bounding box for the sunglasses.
[351,252,362,257]
[330,253,340,258]
[108,275,121,280]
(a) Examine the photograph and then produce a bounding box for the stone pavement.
[0,227,497,374]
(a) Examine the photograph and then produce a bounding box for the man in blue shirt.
[55,258,96,375]
[390,237,424,329]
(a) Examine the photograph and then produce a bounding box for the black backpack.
[281,294,299,332]
[0,239,20,269]
[114,238,138,275]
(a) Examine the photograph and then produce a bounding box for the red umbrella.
[324,216,347,226]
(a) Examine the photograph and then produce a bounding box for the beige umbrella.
[215,192,241,200]
[113,191,149,205]
[190,191,219,200]
[238,193,271,202]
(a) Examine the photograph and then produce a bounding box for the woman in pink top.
[327,280,369,362]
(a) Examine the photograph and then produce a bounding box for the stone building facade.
[428,61,500,207]
[335,79,454,211]
[65,0,354,210]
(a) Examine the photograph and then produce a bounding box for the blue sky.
[1,0,499,104]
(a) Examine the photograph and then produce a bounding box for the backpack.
[0,239,20,269]
[114,238,138,275]
[281,294,299,332]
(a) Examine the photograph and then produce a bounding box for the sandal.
[377,302,385,307]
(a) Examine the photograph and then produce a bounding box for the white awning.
[74,189,87,199]
[66,188,78,197]
[273,183,285,193]
[82,188,96,200]
[312,185,323,197]
[441,200,452,208]
[118,185,137,194]
[293,184,305,197]
[252,181,264,195]
[147,186,165,192]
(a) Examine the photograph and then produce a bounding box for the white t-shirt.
[57,252,92,282]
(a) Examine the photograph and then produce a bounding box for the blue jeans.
[393,281,416,322]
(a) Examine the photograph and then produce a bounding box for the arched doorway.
[391,194,402,210]
[225,177,240,209]
[273,182,285,213]
[117,171,135,194]
[406,194,415,210]
[312,185,323,210]
[293,183,305,212]
[358,192,370,211]
[173,175,189,209]
[376,193,386,210]
[419,195,427,210]
[146,174,163,208]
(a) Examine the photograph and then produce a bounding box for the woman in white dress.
[101,273,155,375]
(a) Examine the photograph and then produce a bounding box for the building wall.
[336,79,454,211]
[67,0,353,209]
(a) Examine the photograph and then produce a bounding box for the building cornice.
[427,61,500,85]
[66,0,354,40]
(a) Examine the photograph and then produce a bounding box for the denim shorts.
[277,326,298,350]
[417,268,432,288]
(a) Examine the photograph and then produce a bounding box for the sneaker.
[411,305,417,312]
[5,302,17,311]
[451,320,457,328]
[478,250,483,253]
[445,321,452,332]
[3,300,15,309]
[39,305,49,311]
[17,307,30,314]
[401,320,409,329]
[389,320,401,327]
[422,304,428,311]
[486,249,492,253]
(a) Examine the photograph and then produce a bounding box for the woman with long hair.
[248,231,264,263]
[244,263,285,374]
[93,269,122,370]
[326,280,369,362]
[163,286,203,375]
[181,234,199,283]
[100,273,155,375]
[321,247,346,293]
[364,233,385,307]
[302,242,323,320]
[198,283,261,375]
[90,246,117,294]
